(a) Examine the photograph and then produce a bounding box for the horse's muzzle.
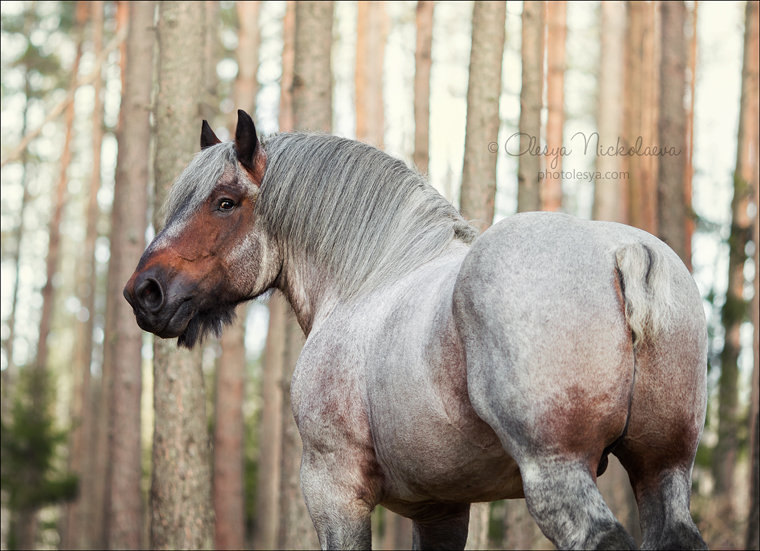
[123,268,195,338]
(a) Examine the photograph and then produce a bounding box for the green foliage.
[0,367,78,512]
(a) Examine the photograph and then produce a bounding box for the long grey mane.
[162,132,477,301]
[258,133,476,299]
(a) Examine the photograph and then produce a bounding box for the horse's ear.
[200,120,221,150]
[234,109,259,172]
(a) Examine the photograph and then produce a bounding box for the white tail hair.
[615,243,673,349]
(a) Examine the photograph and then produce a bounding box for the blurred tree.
[542,0,566,212]
[0,3,52,417]
[683,2,698,270]
[623,1,658,234]
[1,369,78,550]
[516,0,544,213]
[749,193,759,549]
[150,3,213,548]
[62,3,104,548]
[253,3,293,549]
[656,0,689,265]
[459,0,505,234]
[355,1,387,148]
[277,2,333,549]
[748,162,759,549]
[714,0,759,526]
[459,1,506,547]
[413,1,434,175]
[214,1,258,549]
[9,4,87,548]
[593,1,626,223]
[100,2,154,549]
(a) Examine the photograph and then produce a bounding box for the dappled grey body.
[124,111,708,550]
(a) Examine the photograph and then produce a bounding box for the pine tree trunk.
[254,292,286,549]
[459,0,506,233]
[150,3,213,549]
[516,0,544,213]
[713,0,759,520]
[381,511,414,550]
[542,0,566,212]
[62,3,104,549]
[213,2,257,549]
[102,4,154,549]
[277,3,333,548]
[748,184,760,549]
[682,2,698,271]
[624,1,659,233]
[231,0,260,119]
[413,0,434,174]
[16,5,85,548]
[1,35,34,418]
[355,1,387,148]
[458,4,505,544]
[656,0,688,265]
[593,0,626,223]
[252,4,293,548]
[214,319,246,550]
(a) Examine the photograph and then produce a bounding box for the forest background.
[0,1,758,550]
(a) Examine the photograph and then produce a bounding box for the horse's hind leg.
[519,458,636,550]
[616,463,706,550]
[613,357,707,550]
[408,503,469,550]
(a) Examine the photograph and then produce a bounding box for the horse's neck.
[276,255,338,335]
[276,240,471,336]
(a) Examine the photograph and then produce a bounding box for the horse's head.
[123,110,279,347]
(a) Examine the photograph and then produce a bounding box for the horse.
[124,110,708,550]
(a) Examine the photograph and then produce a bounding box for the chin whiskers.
[177,307,237,348]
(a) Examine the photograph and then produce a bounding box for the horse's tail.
[615,242,673,349]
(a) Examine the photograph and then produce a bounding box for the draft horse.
[124,111,708,550]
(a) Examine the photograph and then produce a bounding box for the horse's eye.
[218,198,235,211]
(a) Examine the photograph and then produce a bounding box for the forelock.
[161,142,240,225]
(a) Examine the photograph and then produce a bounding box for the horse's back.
[453,211,706,469]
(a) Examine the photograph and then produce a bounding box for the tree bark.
[291,1,333,133]
[150,3,213,549]
[62,3,104,549]
[713,0,759,519]
[682,1,698,271]
[231,0,261,120]
[214,319,246,550]
[748,171,760,549]
[458,4,505,542]
[516,0,544,213]
[413,0,435,175]
[213,4,256,548]
[277,3,333,548]
[623,1,659,233]
[254,293,287,549]
[747,149,759,549]
[252,4,293,548]
[459,0,506,233]
[593,0,626,223]
[103,3,154,549]
[542,0,566,212]
[1,5,35,418]
[355,1,387,148]
[16,5,85,549]
[656,0,689,265]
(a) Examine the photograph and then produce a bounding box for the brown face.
[123,110,271,347]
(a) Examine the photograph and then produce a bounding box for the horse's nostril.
[136,277,164,312]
